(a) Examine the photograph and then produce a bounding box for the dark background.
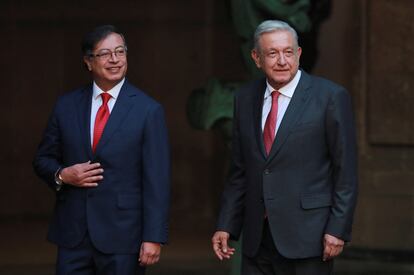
[1,0,413,273]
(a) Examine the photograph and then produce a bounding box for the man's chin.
[270,78,289,87]
[106,75,125,82]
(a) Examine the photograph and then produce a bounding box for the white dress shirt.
[261,70,302,135]
[90,78,125,145]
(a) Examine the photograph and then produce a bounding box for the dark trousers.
[56,233,145,275]
[242,221,333,275]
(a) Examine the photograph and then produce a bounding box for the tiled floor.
[1,220,413,275]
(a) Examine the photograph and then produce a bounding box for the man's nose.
[109,52,119,62]
[277,54,287,65]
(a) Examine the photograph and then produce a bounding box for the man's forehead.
[260,30,293,41]
[94,33,125,50]
[259,31,296,48]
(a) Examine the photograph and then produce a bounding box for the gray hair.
[253,20,299,52]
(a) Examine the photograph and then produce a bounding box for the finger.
[84,168,104,178]
[221,245,235,258]
[77,177,101,187]
[87,162,102,170]
[82,175,103,183]
[327,246,336,259]
[212,241,221,251]
[144,254,157,266]
[222,253,232,259]
[83,162,101,171]
[78,160,92,167]
[222,248,234,259]
[78,175,103,185]
[78,183,98,187]
[331,245,343,258]
[213,243,227,260]
[76,168,103,183]
[219,244,234,259]
[325,242,342,260]
[220,236,229,253]
[212,239,223,260]
[144,255,153,266]
[139,254,149,266]
[323,244,331,261]
[147,255,159,265]
[214,247,223,260]
[216,250,227,260]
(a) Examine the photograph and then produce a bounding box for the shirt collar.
[264,70,302,99]
[92,78,125,100]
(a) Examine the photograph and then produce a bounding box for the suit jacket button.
[264,169,270,175]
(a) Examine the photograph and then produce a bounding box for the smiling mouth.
[107,67,121,72]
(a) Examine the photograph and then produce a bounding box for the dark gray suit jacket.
[216,71,358,259]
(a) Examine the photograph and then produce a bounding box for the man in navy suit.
[33,25,170,275]
[212,20,358,275]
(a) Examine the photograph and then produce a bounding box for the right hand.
[59,161,103,187]
[211,231,235,260]
[139,242,162,266]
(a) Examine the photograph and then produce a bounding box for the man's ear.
[83,56,92,71]
[296,47,302,59]
[251,49,261,69]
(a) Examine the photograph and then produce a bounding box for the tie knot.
[101,92,112,104]
[272,90,280,99]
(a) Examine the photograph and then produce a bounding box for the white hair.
[253,20,299,51]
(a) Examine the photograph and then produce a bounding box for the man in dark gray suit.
[211,20,358,275]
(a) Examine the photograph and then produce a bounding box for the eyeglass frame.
[88,45,128,60]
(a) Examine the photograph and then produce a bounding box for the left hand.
[139,242,162,266]
[323,234,344,261]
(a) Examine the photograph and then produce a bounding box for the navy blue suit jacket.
[217,71,358,259]
[33,80,170,254]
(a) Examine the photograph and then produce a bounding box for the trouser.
[242,221,333,275]
[56,233,145,275]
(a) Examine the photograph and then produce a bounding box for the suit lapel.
[266,71,312,162]
[77,85,94,159]
[94,80,135,155]
[252,79,267,159]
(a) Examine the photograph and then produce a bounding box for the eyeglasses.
[89,46,127,60]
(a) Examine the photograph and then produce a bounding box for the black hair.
[81,25,126,56]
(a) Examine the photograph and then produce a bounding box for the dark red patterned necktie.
[92,92,111,152]
[263,91,280,155]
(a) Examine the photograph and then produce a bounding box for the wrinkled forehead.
[258,30,298,50]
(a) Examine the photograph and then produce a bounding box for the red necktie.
[92,92,111,152]
[263,91,280,155]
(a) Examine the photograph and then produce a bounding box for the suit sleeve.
[33,101,63,190]
[141,104,171,244]
[325,88,358,241]
[216,94,246,240]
